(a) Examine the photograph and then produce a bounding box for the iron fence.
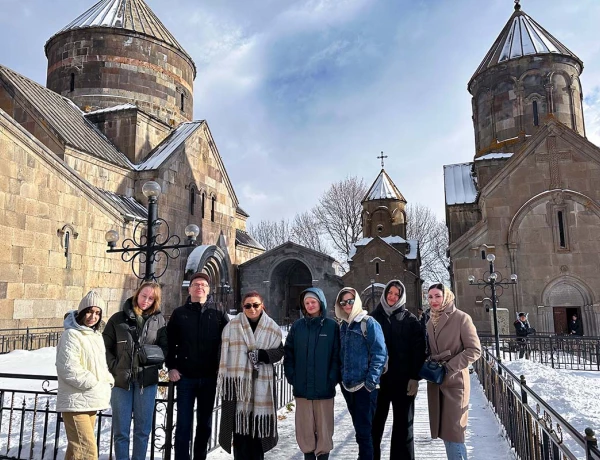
[0,328,63,355]
[479,334,600,371]
[474,348,600,460]
[0,362,293,459]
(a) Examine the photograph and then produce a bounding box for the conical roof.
[470,4,581,87]
[363,169,406,203]
[48,0,190,59]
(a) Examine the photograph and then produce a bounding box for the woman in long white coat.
[56,290,114,460]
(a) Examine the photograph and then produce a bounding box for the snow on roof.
[444,163,478,205]
[137,121,202,170]
[475,153,514,161]
[348,235,407,260]
[84,103,137,116]
[472,6,581,81]
[363,169,406,202]
[406,239,419,260]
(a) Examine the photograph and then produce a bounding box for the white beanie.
[303,292,319,303]
[78,290,106,313]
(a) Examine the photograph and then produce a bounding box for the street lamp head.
[486,254,496,262]
[510,273,518,282]
[142,181,161,199]
[370,279,375,284]
[489,272,498,281]
[184,224,200,242]
[468,275,476,284]
[105,230,119,248]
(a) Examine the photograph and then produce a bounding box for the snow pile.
[504,359,600,458]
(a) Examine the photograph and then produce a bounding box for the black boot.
[304,454,317,460]
[317,455,329,460]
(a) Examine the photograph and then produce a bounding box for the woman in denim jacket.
[335,287,387,460]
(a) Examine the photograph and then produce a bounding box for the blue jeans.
[341,386,378,460]
[444,441,468,460]
[174,376,217,460]
[111,382,157,460]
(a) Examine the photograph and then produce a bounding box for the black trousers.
[371,382,415,460]
[233,433,264,460]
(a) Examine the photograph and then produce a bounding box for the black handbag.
[418,359,446,385]
[138,344,165,366]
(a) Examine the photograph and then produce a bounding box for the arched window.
[533,100,539,126]
[211,196,216,222]
[201,192,205,219]
[376,262,380,275]
[557,210,566,248]
[180,93,185,111]
[70,73,75,92]
[189,186,196,215]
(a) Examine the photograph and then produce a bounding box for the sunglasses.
[243,302,262,310]
[339,299,355,307]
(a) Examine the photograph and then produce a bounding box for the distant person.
[217,291,284,459]
[514,312,531,358]
[56,290,113,460]
[426,284,481,460]
[335,287,387,460]
[569,313,584,336]
[166,273,229,460]
[284,288,340,460]
[371,280,426,460]
[103,281,168,460]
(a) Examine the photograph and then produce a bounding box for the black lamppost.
[468,254,517,365]
[104,181,200,281]
[370,278,376,310]
[220,281,231,308]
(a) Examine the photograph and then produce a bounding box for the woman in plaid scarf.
[217,291,284,459]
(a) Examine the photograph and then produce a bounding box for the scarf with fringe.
[217,312,282,438]
[430,286,456,331]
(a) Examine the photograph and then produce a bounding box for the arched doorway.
[542,277,593,334]
[184,245,232,311]
[360,283,385,312]
[269,259,313,325]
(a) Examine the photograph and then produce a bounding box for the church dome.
[45,0,196,125]
[469,3,585,158]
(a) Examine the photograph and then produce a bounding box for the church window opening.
[180,93,185,111]
[376,262,380,275]
[201,192,205,219]
[481,250,486,260]
[533,100,539,126]
[70,73,75,92]
[557,211,566,248]
[211,196,216,222]
[377,224,383,234]
[189,186,196,215]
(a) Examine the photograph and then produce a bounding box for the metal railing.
[474,348,600,460]
[479,334,600,371]
[0,362,294,459]
[0,328,63,354]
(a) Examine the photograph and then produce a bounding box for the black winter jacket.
[103,298,168,389]
[514,320,530,338]
[371,303,426,385]
[166,295,229,379]
[283,288,340,400]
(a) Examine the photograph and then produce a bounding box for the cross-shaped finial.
[514,0,521,11]
[377,151,388,168]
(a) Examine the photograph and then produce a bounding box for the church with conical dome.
[0,0,264,327]
[445,2,600,336]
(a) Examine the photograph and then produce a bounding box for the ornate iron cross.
[377,151,388,168]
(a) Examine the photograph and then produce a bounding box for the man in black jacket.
[514,312,531,358]
[166,272,229,460]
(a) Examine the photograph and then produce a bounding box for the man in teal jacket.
[284,287,340,460]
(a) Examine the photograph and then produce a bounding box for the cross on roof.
[377,151,388,168]
[514,0,521,11]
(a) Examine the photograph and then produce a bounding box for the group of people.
[55,273,481,460]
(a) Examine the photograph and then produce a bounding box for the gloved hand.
[247,350,260,371]
[407,379,419,396]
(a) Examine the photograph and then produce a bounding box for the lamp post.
[220,281,231,308]
[105,181,200,281]
[468,254,517,367]
[370,279,376,310]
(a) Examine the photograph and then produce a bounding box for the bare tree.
[313,176,367,260]
[291,211,328,253]
[246,219,291,251]
[405,203,450,285]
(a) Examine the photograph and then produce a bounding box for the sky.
[2,0,600,223]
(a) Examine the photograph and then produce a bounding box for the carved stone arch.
[371,206,392,219]
[541,274,594,307]
[508,189,600,246]
[184,244,231,285]
[491,76,518,95]
[266,255,316,284]
[547,70,573,87]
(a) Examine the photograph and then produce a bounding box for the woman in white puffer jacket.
[56,290,114,460]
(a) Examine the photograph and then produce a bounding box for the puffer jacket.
[335,288,387,392]
[283,287,340,400]
[103,298,168,389]
[56,311,113,412]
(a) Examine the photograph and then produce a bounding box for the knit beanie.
[303,292,319,303]
[78,290,106,313]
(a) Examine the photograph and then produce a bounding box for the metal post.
[370,280,375,310]
[520,375,528,404]
[585,427,597,459]
[490,260,500,360]
[144,197,158,281]
[163,381,176,460]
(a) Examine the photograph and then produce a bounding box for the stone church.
[343,167,422,312]
[0,0,264,328]
[445,3,600,335]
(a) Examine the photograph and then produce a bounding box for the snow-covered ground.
[504,359,600,459]
[208,374,515,459]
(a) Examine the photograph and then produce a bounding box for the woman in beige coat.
[425,284,481,460]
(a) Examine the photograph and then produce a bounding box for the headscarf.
[429,284,455,331]
[380,280,406,316]
[335,288,365,324]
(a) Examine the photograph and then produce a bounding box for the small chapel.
[0,0,264,328]
[445,2,600,335]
